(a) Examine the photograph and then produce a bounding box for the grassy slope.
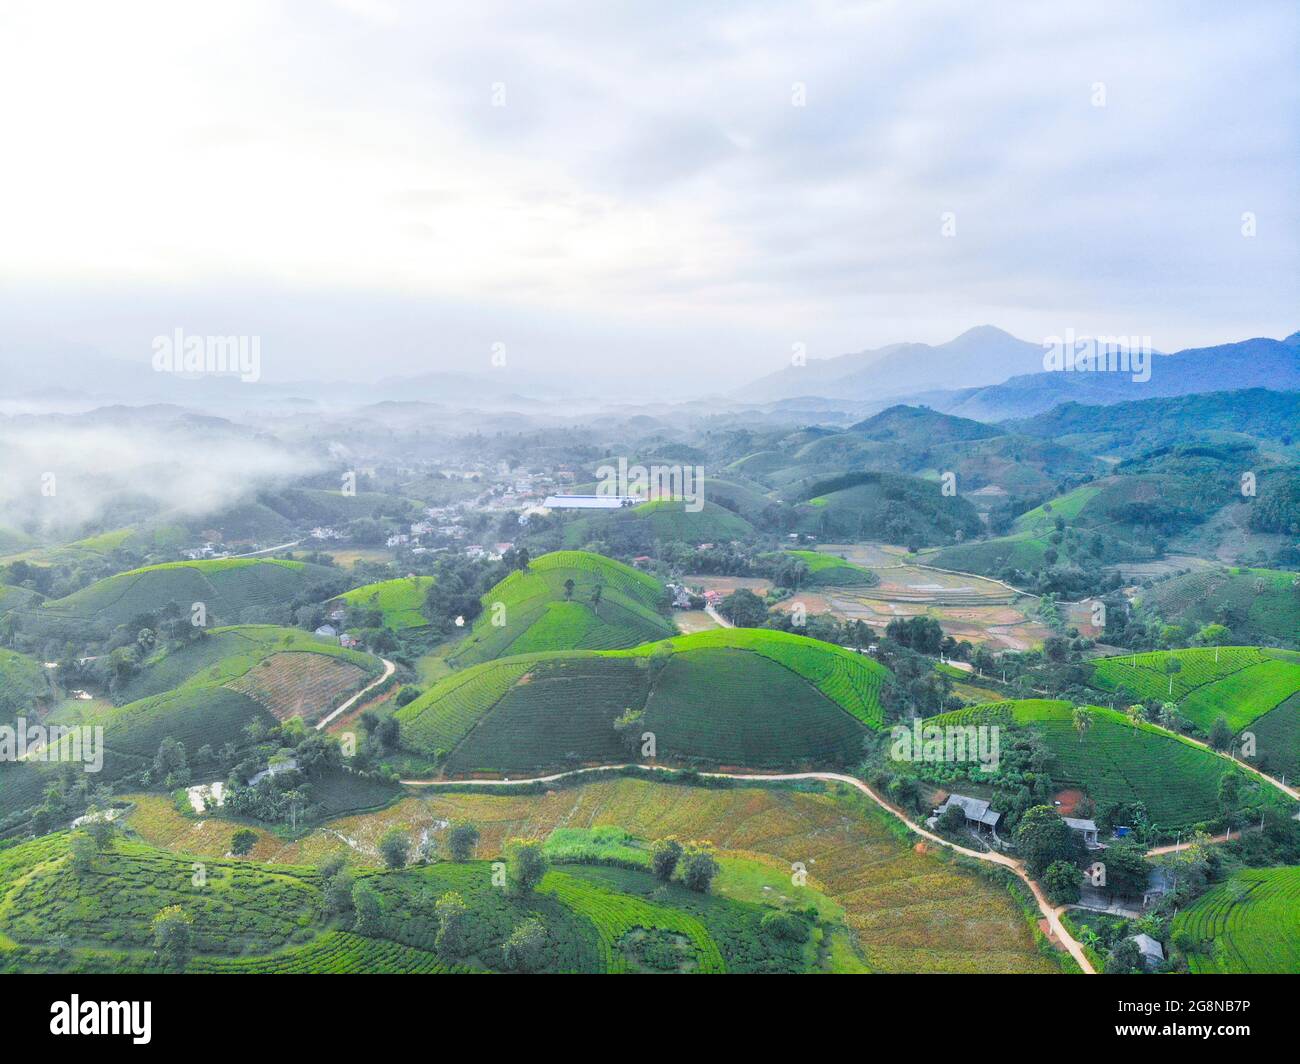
[449,551,674,667]
[1140,567,1300,647]
[0,648,52,717]
[399,628,890,771]
[928,699,1278,830]
[786,550,879,587]
[560,500,754,548]
[0,829,832,974]
[1174,866,1300,973]
[1091,647,1300,732]
[338,576,436,629]
[25,558,338,633]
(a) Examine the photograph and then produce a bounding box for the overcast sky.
[0,0,1295,392]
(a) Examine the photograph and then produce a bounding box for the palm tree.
[1072,707,1092,744]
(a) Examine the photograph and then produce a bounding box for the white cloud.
[0,0,1294,387]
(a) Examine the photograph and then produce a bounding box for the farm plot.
[1250,691,1300,783]
[1177,658,1300,733]
[1174,866,1300,973]
[225,652,370,722]
[396,659,535,756]
[643,648,865,766]
[376,778,1063,973]
[445,656,649,773]
[1090,647,1267,703]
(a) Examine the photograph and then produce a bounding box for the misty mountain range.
[2,326,1296,422]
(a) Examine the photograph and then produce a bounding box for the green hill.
[786,472,982,546]
[0,648,52,718]
[559,500,754,550]
[926,699,1281,831]
[400,628,890,773]
[1089,647,1300,730]
[18,558,340,636]
[1174,866,1300,973]
[1090,646,1300,784]
[785,550,878,588]
[338,576,436,630]
[1140,567,1300,648]
[117,624,379,704]
[448,551,674,667]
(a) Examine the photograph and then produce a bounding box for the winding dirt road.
[315,657,395,731]
[399,762,1097,974]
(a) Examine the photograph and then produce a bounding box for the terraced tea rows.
[1174,866,1300,973]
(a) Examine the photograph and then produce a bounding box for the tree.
[937,804,967,835]
[1101,842,1151,898]
[1072,706,1093,744]
[760,910,810,943]
[85,816,116,851]
[590,584,603,617]
[504,839,547,896]
[379,828,410,869]
[231,828,258,856]
[323,867,355,915]
[446,822,480,862]
[69,831,98,875]
[650,837,683,881]
[434,891,472,960]
[152,905,194,966]
[563,578,575,600]
[680,843,720,893]
[1106,938,1142,974]
[1015,805,1082,878]
[502,917,548,972]
[612,708,644,754]
[352,882,382,935]
[1042,860,1082,905]
[1217,771,1241,810]
[1208,716,1233,751]
[719,588,768,627]
[1195,623,1231,646]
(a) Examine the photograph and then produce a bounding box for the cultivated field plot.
[225,652,371,722]
[1140,566,1300,647]
[1091,646,1266,703]
[1174,866,1300,973]
[398,629,890,773]
[1092,647,1300,732]
[1251,692,1300,783]
[813,543,1051,650]
[4,811,836,973]
[125,777,1064,973]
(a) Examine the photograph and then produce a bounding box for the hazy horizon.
[1,0,1297,393]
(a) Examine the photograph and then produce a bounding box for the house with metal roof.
[1063,816,1100,847]
[932,793,1002,832]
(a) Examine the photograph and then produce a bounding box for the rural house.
[1130,933,1165,970]
[1063,817,1100,848]
[931,794,1001,834]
